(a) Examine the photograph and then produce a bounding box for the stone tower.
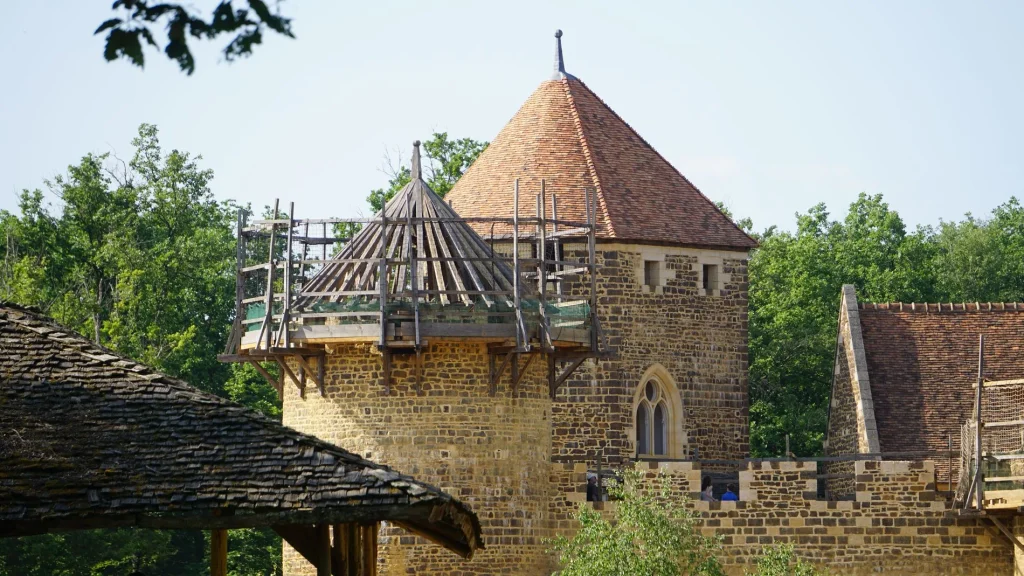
[224,31,755,576]
[224,140,602,574]
[446,31,757,475]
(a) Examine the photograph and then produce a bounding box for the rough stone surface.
[281,341,555,575]
[556,460,1011,575]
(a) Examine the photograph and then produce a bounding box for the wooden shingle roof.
[446,32,757,250]
[299,142,517,310]
[0,302,482,556]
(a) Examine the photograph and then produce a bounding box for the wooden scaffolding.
[220,142,603,398]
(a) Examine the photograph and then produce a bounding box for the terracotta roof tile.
[447,77,756,250]
[858,303,1024,455]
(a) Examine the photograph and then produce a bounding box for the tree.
[366,132,487,213]
[549,466,725,576]
[0,124,281,576]
[747,545,825,576]
[746,194,935,457]
[929,198,1024,303]
[96,0,294,75]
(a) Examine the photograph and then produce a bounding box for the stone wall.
[280,341,556,576]
[553,460,1012,575]
[552,244,750,468]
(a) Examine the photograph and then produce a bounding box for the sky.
[2,1,1022,231]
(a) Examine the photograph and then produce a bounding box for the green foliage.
[366,132,487,213]
[549,465,724,576]
[746,544,825,576]
[223,528,283,576]
[0,529,187,576]
[746,193,1024,457]
[0,124,281,575]
[96,0,295,75]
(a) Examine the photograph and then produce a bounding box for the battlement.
[552,459,1012,574]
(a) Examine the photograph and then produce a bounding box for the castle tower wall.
[280,341,555,575]
[552,244,750,467]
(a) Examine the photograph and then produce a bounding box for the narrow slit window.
[644,260,660,287]
[702,264,719,292]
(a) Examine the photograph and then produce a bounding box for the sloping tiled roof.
[855,301,1024,455]
[0,303,482,555]
[446,44,756,249]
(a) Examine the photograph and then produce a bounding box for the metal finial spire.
[411,140,422,180]
[551,29,575,80]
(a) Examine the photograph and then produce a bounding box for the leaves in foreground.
[96,0,295,75]
[549,465,724,576]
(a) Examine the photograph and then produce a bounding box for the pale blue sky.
[2,2,1022,231]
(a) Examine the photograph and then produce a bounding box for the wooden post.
[975,334,985,510]
[314,523,331,576]
[344,523,359,576]
[360,523,378,576]
[331,524,343,576]
[587,188,598,352]
[513,179,522,351]
[283,201,295,348]
[210,529,227,576]
[538,181,549,351]
[379,212,388,349]
[264,199,280,351]
[225,209,246,355]
[552,194,562,297]
[947,432,953,495]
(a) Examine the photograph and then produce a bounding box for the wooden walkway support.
[210,529,227,576]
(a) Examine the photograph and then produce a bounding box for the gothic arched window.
[632,365,685,459]
[635,378,670,456]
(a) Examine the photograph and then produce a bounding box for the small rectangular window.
[644,261,660,287]
[702,264,719,291]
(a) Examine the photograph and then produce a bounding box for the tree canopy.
[366,133,488,213]
[743,193,1024,456]
[0,124,280,575]
[96,0,294,75]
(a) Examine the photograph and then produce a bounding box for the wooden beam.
[294,354,324,396]
[988,516,1024,551]
[274,524,319,567]
[381,348,392,395]
[343,523,359,576]
[210,529,227,576]
[980,378,1024,388]
[331,525,343,576]
[277,357,304,397]
[315,523,332,576]
[361,523,378,576]
[511,353,535,395]
[555,357,586,387]
[392,519,474,559]
[550,357,586,400]
[415,349,423,396]
[490,350,513,392]
[245,359,282,398]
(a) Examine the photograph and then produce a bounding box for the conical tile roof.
[299,142,517,310]
[447,32,756,250]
